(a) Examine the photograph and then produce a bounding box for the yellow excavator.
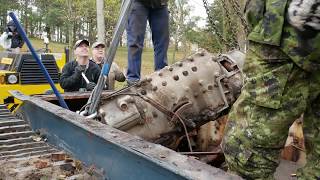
[0,49,67,110]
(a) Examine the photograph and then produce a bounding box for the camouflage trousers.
[222,42,320,179]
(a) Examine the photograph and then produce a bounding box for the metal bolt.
[173,75,179,81]
[169,67,173,71]
[191,66,197,72]
[162,81,167,86]
[152,111,158,118]
[187,57,194,62]
[152,86,158,91]
[120,104,128,111]
[182,71,188,76]
[198,80,204,86]
[158,72,163,77]
[141,78,147,83]
[141,90,147,95]
[177,62,183,67]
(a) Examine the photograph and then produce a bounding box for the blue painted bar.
[8,12,69,109]
[13,92,241,180]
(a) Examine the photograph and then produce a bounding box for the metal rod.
[8,12,69,109]
[179,151,221,155]
[86,0,133,115]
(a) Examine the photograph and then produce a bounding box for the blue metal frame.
[12,91,241,180]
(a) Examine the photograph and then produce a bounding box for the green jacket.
[245,0,320,72]
[137,0,168,8]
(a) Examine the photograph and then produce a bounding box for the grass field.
[1,38,187,88]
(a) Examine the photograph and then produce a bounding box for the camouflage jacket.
[245,0,320,72]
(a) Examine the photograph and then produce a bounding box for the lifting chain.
[221,0,238,48]
[202,0,249,51]
[227,0,249,35]
[202,0,234,50]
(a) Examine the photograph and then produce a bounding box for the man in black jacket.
[126,0,169,85]
[5,20,24,49]
[0,20,24,52]
[60,39,101,92]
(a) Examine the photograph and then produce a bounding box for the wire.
[90,87,194,152]
[133,93,193,152]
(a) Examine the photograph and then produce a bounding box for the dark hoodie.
[5,20,24,48]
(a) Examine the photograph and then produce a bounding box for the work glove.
[75,65,86,77]
[86,82,96,91]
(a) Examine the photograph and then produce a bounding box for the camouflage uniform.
[222,0,320,179]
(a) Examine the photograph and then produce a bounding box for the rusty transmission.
[98,50,245,151]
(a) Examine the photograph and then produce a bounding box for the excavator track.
[0,104,103,179]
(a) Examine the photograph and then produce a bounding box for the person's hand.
[86,82,96,91]
[75,65,86,76]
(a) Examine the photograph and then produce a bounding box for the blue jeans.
[126,0,169,82]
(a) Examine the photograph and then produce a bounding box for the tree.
[96,0,105,42]
[0,0,20,29]
[169,0,196,61]
[186,0,248,53]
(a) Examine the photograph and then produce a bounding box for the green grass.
[1,38,187,89]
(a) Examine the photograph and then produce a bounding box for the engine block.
[98,50,245,149]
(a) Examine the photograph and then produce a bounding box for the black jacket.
[60,60,101,92]
[137,0,168,8]
[5,21,24,48]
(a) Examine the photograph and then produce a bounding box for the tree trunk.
[30,17,34,37]
[89,20,95,43]
[1,12,7,28]
[73,22,77,43]
[23,0,29,35]
[59,27,63,43]
[96,0,105,43]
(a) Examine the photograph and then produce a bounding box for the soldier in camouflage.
[222,0,320,179]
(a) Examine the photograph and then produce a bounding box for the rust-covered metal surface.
[0,104,103,179]
[94,50,244,157]
[11,91,242,180]
[33,91,113,101]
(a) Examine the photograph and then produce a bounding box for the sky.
[188,0,214,28]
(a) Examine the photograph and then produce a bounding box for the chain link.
[221,0,238,48]
[202,0,250,50]
[228,0,249,35]
[202,0,234,50]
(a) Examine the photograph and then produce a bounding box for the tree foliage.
[0,0,245,54]
[186,0,247,53]
[1,0,121,48]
